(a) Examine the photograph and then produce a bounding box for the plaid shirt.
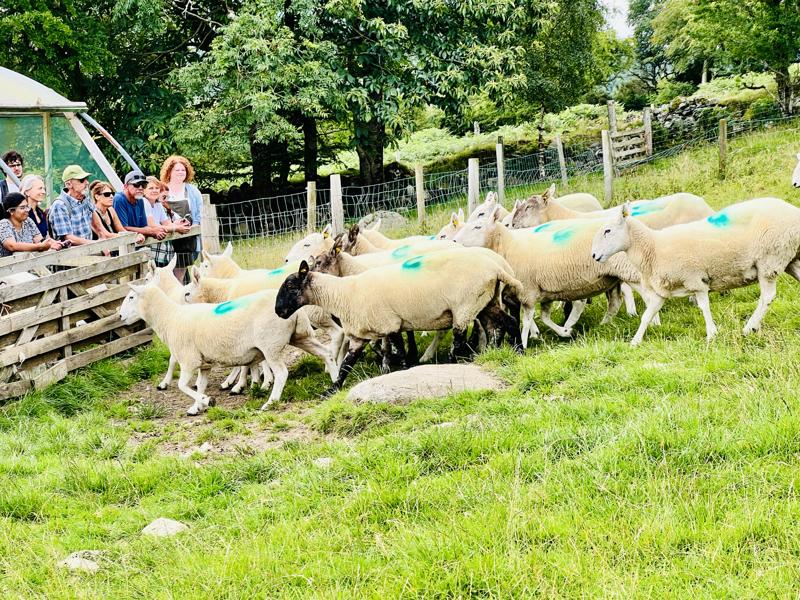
[49,190,95,240]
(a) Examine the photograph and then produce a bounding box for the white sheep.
[591,198,800,345]
[502,191,602,227]
[511,184,713,229]
[275,248,524,394]
[358,221,437,251]
[342,223,449,256]
[436,208,466,241]
[453,207,647,347]
[284,224,334,263]
[467,191,508,222]
[120,271,334,414]
[0,272,38,287]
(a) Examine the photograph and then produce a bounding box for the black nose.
[795,182,800,188]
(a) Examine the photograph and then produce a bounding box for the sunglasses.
[95,191,114,198]
[130,182,147,188]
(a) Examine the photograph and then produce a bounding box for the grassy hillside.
[2,123,800,597]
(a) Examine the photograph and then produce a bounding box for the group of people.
[0,151,202,282]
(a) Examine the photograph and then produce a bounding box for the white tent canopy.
[0,67,125,194]
[0,67,87,112]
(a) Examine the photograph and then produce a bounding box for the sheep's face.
[285,232,332,263]
[591,211,630,263]
[437,209,466,240]
[453,218,492,248]
[275,262,311,319]
[793,152,800,188]
[311,250,341,276]
[511,198,543,228]
[120,286,144,325]
[468,193,498,222]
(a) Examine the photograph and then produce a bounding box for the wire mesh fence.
[210,98,800,267]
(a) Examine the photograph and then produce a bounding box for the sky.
[602,0,633,39]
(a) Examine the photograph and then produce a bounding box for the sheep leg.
[563,300,587,331]
[520,305,540,348]
[180,366,211,416]
[259,358,289,410]
[601,287,624,325]
[290,336,340,382]
[157,355,176,390]
[419,331,445,363]
[540,301,574,338]
[449,326,471,361]
[230,366,249,395]
[692,289,718,341]
[785,260,800,282]
[629,282,661,326]
[405,331,418,366]
[743,276,778,335]
[621,283,638,316]
[631,294,666,347]
[221,367,241,390]
[321,339,367,397]
[388,332,408,369]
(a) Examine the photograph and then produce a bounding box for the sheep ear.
[545,184,556,199]
[486,191,497,204]
[223,242,233,258]
[322,223,332,238]
[621,202,631,219]
[457,207,464,222]
[190,265,201,284]
[450,212,459,227]
[348,223,360,243]
[491,206,503,222]
[146,259,156,274]
[299,260,310,278]
[201,250,212,262]
[128,282,146,295]
[167,254,177,270]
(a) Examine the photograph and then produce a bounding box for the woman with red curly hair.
[160,155,202,283]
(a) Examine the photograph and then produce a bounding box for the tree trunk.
[355,117,385,185]
[701,59,708,85]
[776,65,793,116]
[249,125,274,197]
[303,116,318,183]
[537,107,546,180]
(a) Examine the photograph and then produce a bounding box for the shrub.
[615,79,651,111]
[653,80,698,105]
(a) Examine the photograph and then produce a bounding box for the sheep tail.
[497,269,524,307]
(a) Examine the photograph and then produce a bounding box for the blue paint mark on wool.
[212,295,257,316]
[267,267,286,277]
[707,212,730,228]
[551,228,575,245]
[630,201,662,216]
[402,256,424,271]
[427,235,436,240]
[532,222,556,233]
[391,245,412,258]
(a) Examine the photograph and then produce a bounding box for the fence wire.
[210,99,800,266]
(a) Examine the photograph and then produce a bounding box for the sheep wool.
[590,197,800,345]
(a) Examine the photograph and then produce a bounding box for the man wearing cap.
[113,171,166,240]
[47,164,97,246]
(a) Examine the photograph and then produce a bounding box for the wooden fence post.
[643,108,653,156]
[555,134,568,187]
[200,193,221,255]
[467,158,480,216]
[495,136,506,206]
[601,130,614,205]
[306,181,317,233]
[415,164,425,225]
[473,121,480,136]
[607,100,617,134]
[718,119,727,180]
[330,174,344,235]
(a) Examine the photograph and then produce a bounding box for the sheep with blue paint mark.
[591,198,800,345]
[511,185,712,229]
[453,207,648,347]
[502,191,602,228]
[284,224,334,263]
[275,248,524,395]
[120,270,319,414]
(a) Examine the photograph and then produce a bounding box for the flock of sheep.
[119,185,800,416]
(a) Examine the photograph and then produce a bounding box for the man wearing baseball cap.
[47,164,96,246]
[113,170,166,240]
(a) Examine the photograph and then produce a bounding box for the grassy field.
[3,123,800,598]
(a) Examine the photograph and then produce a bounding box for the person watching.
[0,192,61,257]
[1,150,24,202]
[19,174,50,239]
[91,180,144,244]
[143,176,189,266]
[48,165,96,246]
[113,171,166,240]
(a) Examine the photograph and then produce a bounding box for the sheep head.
[275,261,312,319]
[311,237,344,276]
[591,202,631,263]
[453,206,502,248]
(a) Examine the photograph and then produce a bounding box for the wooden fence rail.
[0,226,201,402]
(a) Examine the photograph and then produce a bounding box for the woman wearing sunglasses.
[90,181,144,244]
[0,192,62,257]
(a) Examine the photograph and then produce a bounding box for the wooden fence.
[0,226,201,402]
[602,103,654,204]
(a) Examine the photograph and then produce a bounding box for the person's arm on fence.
[0,219,60,253]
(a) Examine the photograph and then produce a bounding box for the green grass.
[3,123,800,597]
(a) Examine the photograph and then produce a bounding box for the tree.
[653,0,800,114]
[628,0,673,90]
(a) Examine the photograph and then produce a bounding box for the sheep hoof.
[186,405,200,416]
[630,338,643,347]
[557,327,573,338]
[259,401,274,411]
[320,385,340,399]
[742,324,758,336]
[220,383,230,390]
[156,382,168,391]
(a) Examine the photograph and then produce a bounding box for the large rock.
[142,517,188,537]
[347,364,505,404]
[360,210,408,231]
